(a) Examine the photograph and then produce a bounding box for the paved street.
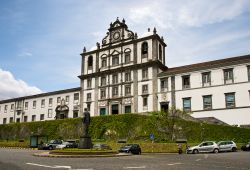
[0,148,250,170]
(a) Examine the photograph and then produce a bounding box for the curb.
[0,147,37,150]
[33,152,130,158]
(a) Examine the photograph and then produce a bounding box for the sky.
[0,0,250,100]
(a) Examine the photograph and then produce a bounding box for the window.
[100,88,106,99]
[142,85,148,94]
[159,44,162,61]
[112,55,119,66]
[224,69,234,84]
[202,72,211,87]
[73,111,78,118]
[49,98,53,107]
[142,68,148,80]
[25,102,28,110]
[40,114,45,121]
[87,93,91,101]
[66,96,69,102]
[141,42,148,58]
[4,105,7,112]
[125,72,131,82]
[203,95,212,110]
[112,74,118,84]
[88,55,93,68]
[32,115,36,121]
[17,101,22,109]
[101,77,106,86]
[112,86,119,97]
[57,97,61,104]
[125,52,131,63]
[125,85,131,96]
[33,101,36,109]
[11,104,14,111]
[3,118,7,124]
[9,117,13,123]
[87,78,92,88]
[41,99,45,108]
[248,66,250,81]
[143,97,148,109]
[182,75,190,89]
[102,58,107,67]
[74,93,79,101]
[160,78,168,92]
[183,97,191,111]
[23,116,28,122]
[48,109,53,118]
[87,104,91,112]
[100,108,106,116]
[16,118,20,123]
[125,105,131,113]
[225,93,235,108]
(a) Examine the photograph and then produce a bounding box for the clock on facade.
[113,31,120,40]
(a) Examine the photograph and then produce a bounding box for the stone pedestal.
[78,136,93,149]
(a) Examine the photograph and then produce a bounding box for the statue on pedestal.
[79,108,93,149]
[82,108,90,137]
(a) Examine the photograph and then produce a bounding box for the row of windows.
[182,67,250,90]
[182,92,237,111]
[87,42,164,69]
[87,69,148,88]
[98,97,149,115]
[86,84,149,101]
[0,93,79,113]
[159,66,250,92]
[1,110,79,124]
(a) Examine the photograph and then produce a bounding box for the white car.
[217,141,237,152]
[55,142,70,149]
[187,141,219,154]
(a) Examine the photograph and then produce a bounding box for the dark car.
[66,140,79,148]
[93,144,112,150]
[39,139,63,150]
[241,142,250,151]
[118,144,141,154]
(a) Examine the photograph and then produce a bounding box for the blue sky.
[0,0,250,100]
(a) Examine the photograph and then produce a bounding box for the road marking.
[123,166,146,169]
[196,159,201,161]
[167,163,182,166]
[26,163,93,170]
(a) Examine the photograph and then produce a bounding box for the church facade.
[0,18,250,126]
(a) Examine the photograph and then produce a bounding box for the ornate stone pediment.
[102,17,135,46]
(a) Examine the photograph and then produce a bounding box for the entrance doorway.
[160,102,169,112]
[112,104,119,114]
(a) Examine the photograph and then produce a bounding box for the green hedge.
[0,114,249,143]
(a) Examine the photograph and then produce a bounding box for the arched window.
[88,55,93,68]
[141,42,148,58]
[159,44,162,61]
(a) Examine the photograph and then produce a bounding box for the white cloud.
[128,0,249,29]
[0,68,42,100]
[18,51,33,57]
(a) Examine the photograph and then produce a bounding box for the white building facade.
[0,18,250,126]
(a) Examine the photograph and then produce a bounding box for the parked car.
[55,142,71,149]
[93,144,112,150]
[217,141,237,152]
[241,142,250,151]
[39,139,63,150]
[186,141,219,154]
[65,140,79,148]
[118,144,141,154]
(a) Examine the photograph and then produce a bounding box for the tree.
[151,107,185,141]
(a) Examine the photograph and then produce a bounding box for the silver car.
[217,141,237,152]
[187,141,219,154]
